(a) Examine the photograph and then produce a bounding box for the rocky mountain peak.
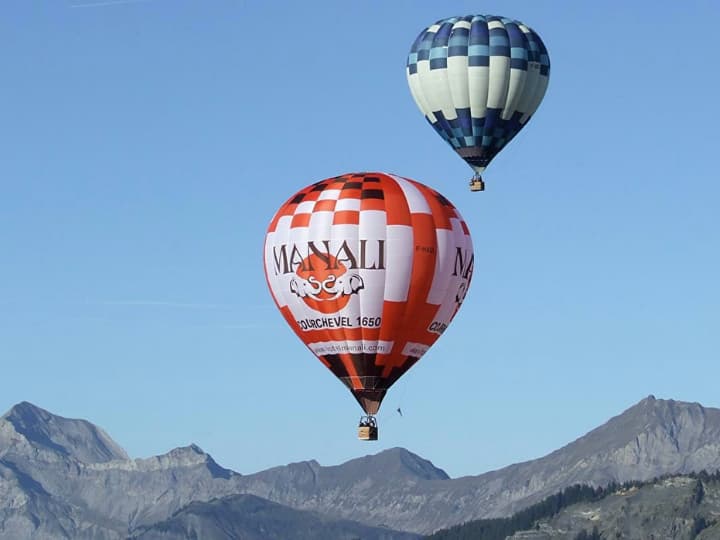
[161,444,235,479]
[547,396,718,462]
[607,396,716,448]
[0,401,128,463]
[166,443,205,459]
[334,447,449,482]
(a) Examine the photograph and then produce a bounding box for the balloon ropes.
[406,15,550,191]
[263,173,473,440]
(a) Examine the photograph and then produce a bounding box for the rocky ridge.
[226,396,720,533]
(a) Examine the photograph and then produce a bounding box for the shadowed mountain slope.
[130,494,420,540]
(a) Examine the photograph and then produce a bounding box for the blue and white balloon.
[407,15,550,190]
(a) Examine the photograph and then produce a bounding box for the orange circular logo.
[289,253,364,314]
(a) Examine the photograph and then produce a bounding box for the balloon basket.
[469,176,485,192]
[358,416,378,441]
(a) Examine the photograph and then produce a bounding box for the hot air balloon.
[406,15,550,191]
[263,172,473,440]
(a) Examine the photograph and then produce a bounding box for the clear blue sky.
[1,0,718,478]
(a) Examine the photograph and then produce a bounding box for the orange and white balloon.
[263,172,473,415]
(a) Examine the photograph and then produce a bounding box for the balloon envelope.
[407,15,550,178]
[263,172,473,414]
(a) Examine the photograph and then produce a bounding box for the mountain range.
[2,395,720,538]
